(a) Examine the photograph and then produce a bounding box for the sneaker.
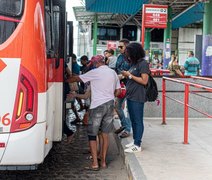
[125,142,134,148]
[124,145,141,153]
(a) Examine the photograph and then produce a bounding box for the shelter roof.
[74,0,205,29]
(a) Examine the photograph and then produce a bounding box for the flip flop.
[84,166,100,171]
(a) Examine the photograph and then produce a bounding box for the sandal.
[84,165,99,171]
[114,126,125,134]
[86,155,101,162]
[119,131,130,138]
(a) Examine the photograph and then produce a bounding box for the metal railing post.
[184,84,189,144]
[162,78,166,125]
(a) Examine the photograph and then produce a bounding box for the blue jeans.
[115,97,131,133]
[127,99,144,147]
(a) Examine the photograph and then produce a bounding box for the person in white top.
[67,55,121,170]
[105,49,117,70]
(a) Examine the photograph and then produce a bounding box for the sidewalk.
[114,118,212,180]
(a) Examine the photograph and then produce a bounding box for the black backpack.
[145,75,158,102]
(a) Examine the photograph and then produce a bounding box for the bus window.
[0,0,23,45]
[45,0,54,58]
[95,26,120,41]
[123,25,137,41]
[67,25,70,58]
[67,21,73,62]
[0,0,23,17]
[53,6,60,68]
[0,21,17,44]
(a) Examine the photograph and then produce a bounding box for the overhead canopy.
[73,6,113,24]
[172,3,204,29]
[85,0,145,15]
[81,0,204,29]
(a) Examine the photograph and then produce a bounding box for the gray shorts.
[87,100,114,136]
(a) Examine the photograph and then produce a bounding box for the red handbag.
[117,82,126,98]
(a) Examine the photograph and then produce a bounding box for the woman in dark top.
[121,42,149,153]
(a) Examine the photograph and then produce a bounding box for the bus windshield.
[0,0,23,17]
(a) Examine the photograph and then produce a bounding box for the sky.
[66,0,82,22]
[66,0,82,54]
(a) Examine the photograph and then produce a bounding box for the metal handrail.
[162,76,212,144]
[190,76,212,81]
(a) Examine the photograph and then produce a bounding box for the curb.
[113,122,147,180]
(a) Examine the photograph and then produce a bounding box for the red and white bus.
[0,0,69,169]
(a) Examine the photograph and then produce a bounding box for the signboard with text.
[107,41,117,50]
[143,4,168,29]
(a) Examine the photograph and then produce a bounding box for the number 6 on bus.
[0,113,11,126]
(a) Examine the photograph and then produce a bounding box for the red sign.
[143,4,168,29]
[107,41,117,50]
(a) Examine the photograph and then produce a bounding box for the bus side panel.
[43,84,55,157]
[1,123,46,165]
[1,92,49,165]
[0,134,9,163]
[53,59,64,141]
[53,83,63,141]
[37,93,47,124]
[45,61,63,143]
[37,90,54,157]
[0,58,20,134]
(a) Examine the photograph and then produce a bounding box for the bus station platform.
[114,117,212,180]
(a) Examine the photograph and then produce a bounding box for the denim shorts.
[87,100,114,136]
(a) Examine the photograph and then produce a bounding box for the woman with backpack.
[121,42,150,153]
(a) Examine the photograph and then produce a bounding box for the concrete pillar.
[145,29,151,62]
[202,1,212,76]
[163,7,172,69]
[120,27,123,39]
[93,14,98,56]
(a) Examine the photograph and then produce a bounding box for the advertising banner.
[107,41,117,50]
[202,35,212,76]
